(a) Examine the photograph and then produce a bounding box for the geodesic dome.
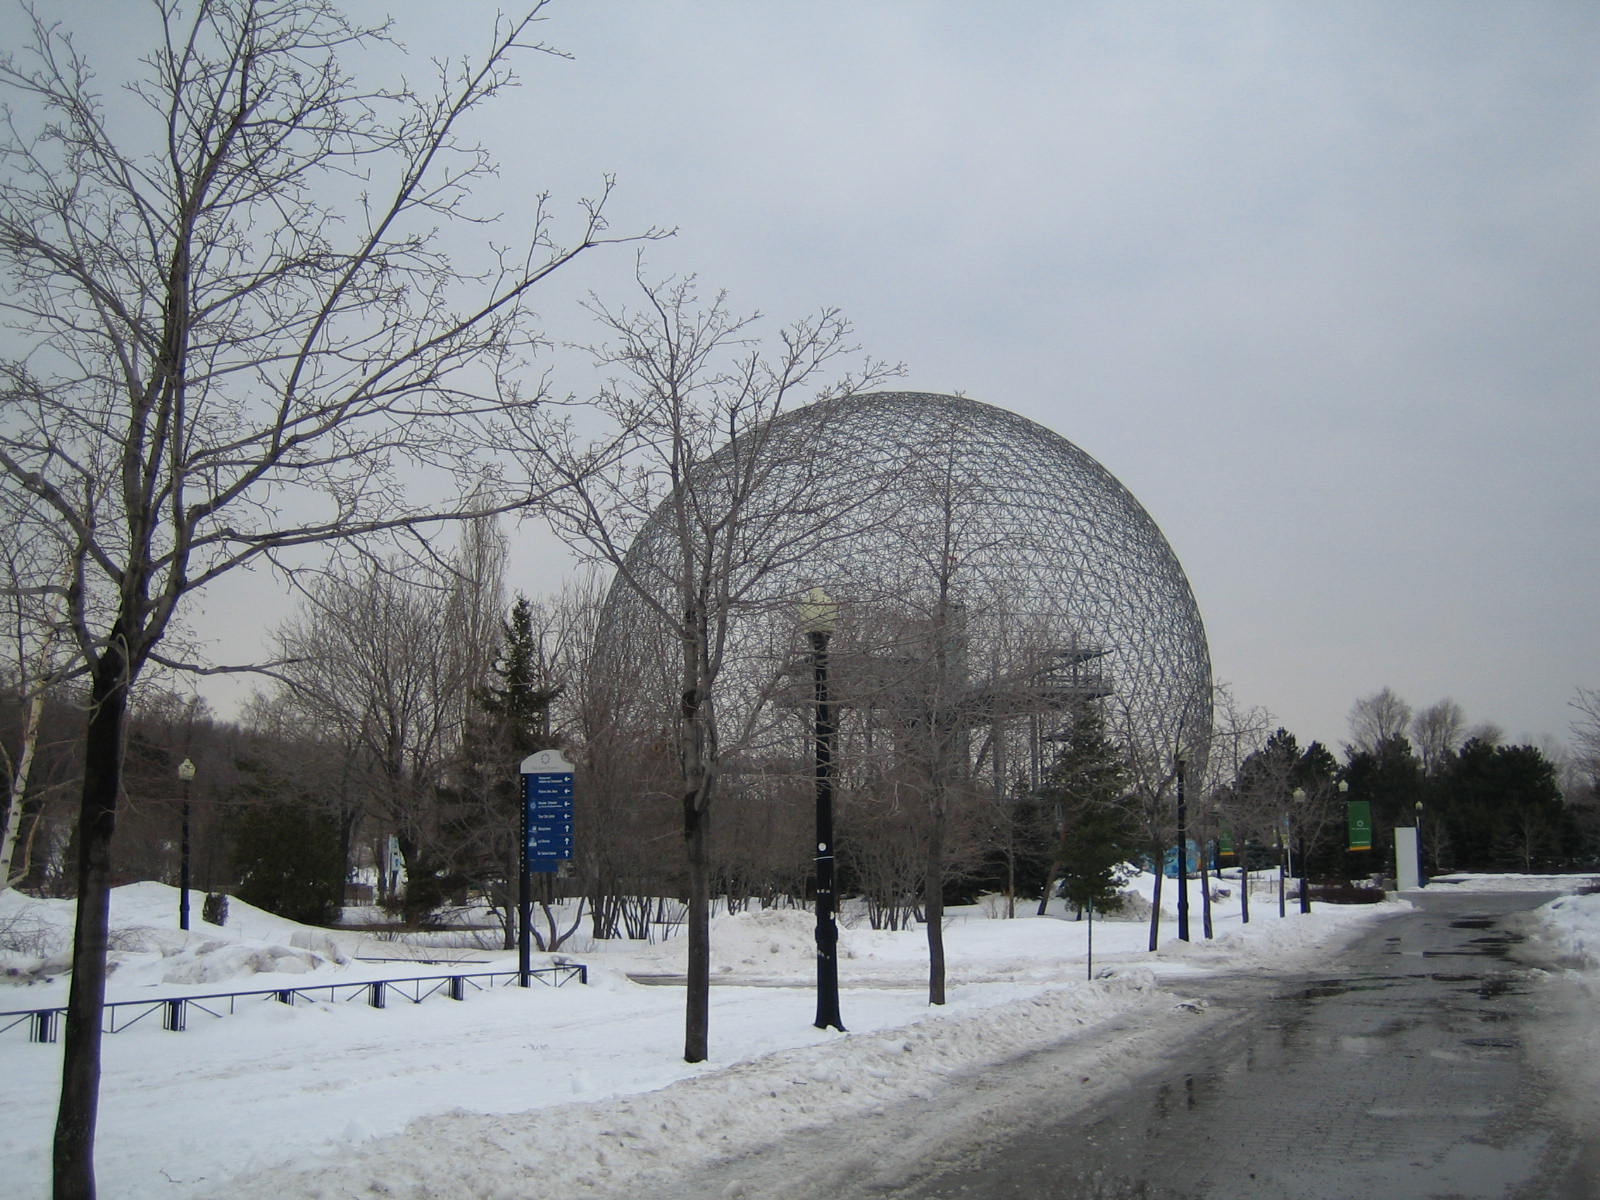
[596,391,1211,781]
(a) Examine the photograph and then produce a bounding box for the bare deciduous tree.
[0,5,650,1191]
[1563,689,1600,854]
[1465,720,1505,748]
[1411,698,1466,777]
[546,571,681,941]
[841,439,1067,1005]
[1571,687,1600,777]
[269,554,474,911]
[1347,687,1413,757]
[1205,682,1274,924]
[532,272,893,1062]
[1110,682,1210,952]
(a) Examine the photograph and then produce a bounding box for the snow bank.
[227,972,1179,1200]
[1,874,1591,1200]
[1528,888,1600,968]
[0,883,358,992]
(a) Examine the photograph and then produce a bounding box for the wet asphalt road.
[896,889,1590,1200]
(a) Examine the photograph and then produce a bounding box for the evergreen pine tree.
[443,594,568,943]
[228,761,343,926]
[481,595,562,759]
[1038,703,1138,915]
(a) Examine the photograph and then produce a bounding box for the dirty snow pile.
[0,872,1594,1199]
[1526,887,1600,968]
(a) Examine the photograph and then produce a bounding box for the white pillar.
[1395,827,1419,890]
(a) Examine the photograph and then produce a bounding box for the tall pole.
[1298,829,1310,912]
[1086,896,1094,981]
[1293,787,1310,913]
[811,624,844,1031]
[1276,816,1286,918]
[518,775,531,987]
[1175,759,1189,942]
[177,759,195,931]
[1415,800,1427,888]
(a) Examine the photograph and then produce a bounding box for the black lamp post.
[177,757,196,931]
[1292,787,1310,913]
[1276,801,1287,919]
[1336,778,1354,879]
[1175,759,1189,942]
[800,588,844,1032]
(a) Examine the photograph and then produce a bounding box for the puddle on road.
[1289,977,1396,1002]
[1471,933,1520,948]
[1423,947,1507,960]
[1424,972,1527,1000]
[1475,975,1526,1000]
[1424,930,1524,962]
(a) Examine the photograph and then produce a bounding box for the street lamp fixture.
[799,588,844,1032]
[177,758,196,931]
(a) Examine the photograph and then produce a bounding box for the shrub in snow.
[0,903,58,983]
[0,903,52,957]
[203,892,229,926]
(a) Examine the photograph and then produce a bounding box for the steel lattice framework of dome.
[596,390,1212,779]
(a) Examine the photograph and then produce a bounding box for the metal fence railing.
[0,962,586,1044]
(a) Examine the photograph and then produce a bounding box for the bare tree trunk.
[0,682,46,891]
[1148,859,1164,952]
[925,805,946,1005]
[684,797,711,1062]
[1239,844,1251,924]
[1277,826,1287,918]
[53,654,128,1200]
[3,572,67,895]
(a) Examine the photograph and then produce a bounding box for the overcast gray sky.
[21,1,1600,754]
[464,1,1600,754]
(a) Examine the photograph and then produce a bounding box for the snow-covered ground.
[2,872,1596,1199]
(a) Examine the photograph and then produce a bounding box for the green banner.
[1348,800,1372,851]
[1217,829,1235,864]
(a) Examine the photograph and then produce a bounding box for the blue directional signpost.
[523,750,575,871]
[518,750,575,985]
